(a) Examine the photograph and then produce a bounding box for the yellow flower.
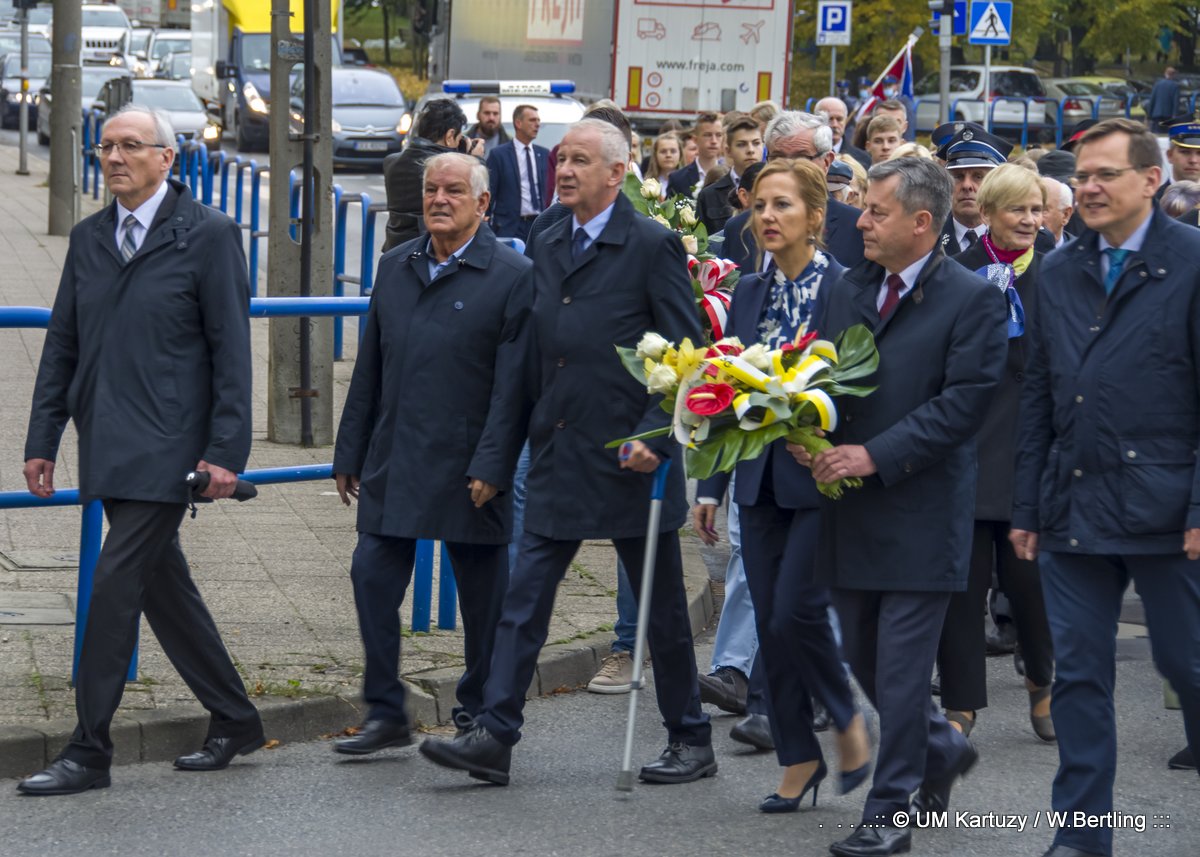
[675,337,703,379]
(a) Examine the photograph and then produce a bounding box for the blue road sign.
[968,1,1012,46]
[932,1,968,37]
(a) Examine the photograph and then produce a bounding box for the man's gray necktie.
[120,214,139,262]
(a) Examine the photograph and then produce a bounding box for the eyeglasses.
[1070,167,1140,188]
[93,140,168,158]
[768,151,825,162]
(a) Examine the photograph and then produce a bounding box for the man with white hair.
[1041,177,1075,248]
[19,104,261,794]
[421,118,714,787]
[816,95,871,171]
[331,152,533,756]
[721,110,866,273]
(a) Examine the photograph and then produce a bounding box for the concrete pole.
[48,0,83,235]
[266,0,335,445]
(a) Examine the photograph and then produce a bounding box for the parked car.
[0,52,50,129]
[290,67,410,168]
[97,77,220,149]
[37,66,133,145]
[1043,78,1142,128]
[1073,75,1151,115]
[0,29,52,58]
[914,65,1049,137]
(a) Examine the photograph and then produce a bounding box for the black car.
[0,51,50,129]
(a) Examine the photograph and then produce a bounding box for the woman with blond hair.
[694,158,872,814]
[936,162,1056,744]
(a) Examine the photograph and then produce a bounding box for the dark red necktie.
[879,273,904,319]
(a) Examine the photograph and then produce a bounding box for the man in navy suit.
[666,110,724,198]
[486,104,549,242]
[721,111,866,274]
[420,117,713,787]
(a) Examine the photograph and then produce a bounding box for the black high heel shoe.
[759,760,827,813]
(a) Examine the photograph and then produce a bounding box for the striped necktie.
[120,214,139,262]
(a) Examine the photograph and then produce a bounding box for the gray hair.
[1161,180,1200,218]
[113,103,175,147]
[570,117,629,167]
[1043,176,1074,211]
[764,111,833,156]
[423,152,489,198]
[868,157,953,227]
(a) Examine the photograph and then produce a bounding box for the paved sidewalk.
[0,144,715,777]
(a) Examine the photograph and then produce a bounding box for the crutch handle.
[619,444,672,501]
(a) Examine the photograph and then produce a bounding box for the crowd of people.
[14,83,1200,857]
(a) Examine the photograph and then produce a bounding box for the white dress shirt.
[952,218,984,253]
[877,250,934,311]
[115,179,170,253]
[516,140,540,217]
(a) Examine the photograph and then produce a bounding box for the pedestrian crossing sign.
[968,0,1012,46]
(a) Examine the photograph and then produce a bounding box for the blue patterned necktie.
[571,227,588,261]
[1104,247,1130,295]
[120,213,139,262]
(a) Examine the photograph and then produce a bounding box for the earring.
[806,235,816,245]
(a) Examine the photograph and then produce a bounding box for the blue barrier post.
[234,157,251,224]
[81,110,93,195]
[412,540,433,633]
[70,500,135,684]
[249,162,265,297]
[332,186,347,360]
[203,148,222,206]
[218,154,236,213]
[288,170,300,242]
[437,542,458,631]
[987,96,1032,149]
[359,194,379,341]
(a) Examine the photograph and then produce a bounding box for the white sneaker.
[587,651,634,694]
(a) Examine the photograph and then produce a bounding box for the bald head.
[815,97,848,145]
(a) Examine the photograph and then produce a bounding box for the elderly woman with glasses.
[936,162,1056,744]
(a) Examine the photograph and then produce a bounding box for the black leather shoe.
[1168,745,1196,770]
[174,733,267,771]
[419,724,511,785]
[1041,846,1106,856]
[830,824,912,856]
[452,711,476,737]
[638,742,717,784]
[697,666,748,714]
[910,740,978,815]
[730,713,774,751]
[17,758,111,796]
[333,719,412,755]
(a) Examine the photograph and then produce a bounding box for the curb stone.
[1,540,715,778]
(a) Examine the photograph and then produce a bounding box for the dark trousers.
[1040,551,1200,856]
[937,520,1055,710]
[739,503,857,766]
[834,587,970,823]
[63,500,260,769]
[477,529,710,747]
[350,533,508,724]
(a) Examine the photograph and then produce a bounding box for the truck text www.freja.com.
[654,59,747,72]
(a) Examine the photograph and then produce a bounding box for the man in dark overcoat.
[332,152,532,754]
[19,105,262,795]
[792,156,1008,856]
[1010,118,1200,857]
[420,118,713,786]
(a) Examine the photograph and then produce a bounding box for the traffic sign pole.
[983,44,991,132]
[830,46,837,98]
[817,0,852,99]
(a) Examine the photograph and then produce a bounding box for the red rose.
[685,383,737,416]
[796,330,820,351]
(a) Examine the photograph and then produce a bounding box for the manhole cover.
[0,549,80,570]
[0,592,74,625]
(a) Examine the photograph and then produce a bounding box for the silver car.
[97,78,221,150]
[36,65,133,145]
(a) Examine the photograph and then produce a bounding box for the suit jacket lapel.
[95,204,123,265]
[135,184,184,259]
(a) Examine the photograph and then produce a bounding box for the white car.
[144,29,192,77]
[69,4,133,66]
[914,65,1051,137]
[412,81,587,151]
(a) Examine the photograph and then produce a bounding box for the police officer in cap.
[1162,115,1200,212]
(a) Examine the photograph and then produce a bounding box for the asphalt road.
[4,632,1196,857]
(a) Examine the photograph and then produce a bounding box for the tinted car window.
[951,70,980,93]
[132,84,204,111]
[994,72,1045,97]
[82,8,129,28]
[152,37,191,60]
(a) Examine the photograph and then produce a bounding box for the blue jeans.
[612,561,636,653]
[507,442,531,572]
[709,491,758,676]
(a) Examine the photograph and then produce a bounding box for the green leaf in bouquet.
[604,425,673,448]
[614,345,650,384]
[828,324,880,383]
[622,173,654,216]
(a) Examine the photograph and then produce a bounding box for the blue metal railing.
[0,298,460,685]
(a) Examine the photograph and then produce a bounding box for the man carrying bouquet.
[420,118,713,786]
[792,156,1008,857]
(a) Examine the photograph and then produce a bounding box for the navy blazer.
[695,257,846,510]
[665,161,701,198]
[720,198,865,275]
[486,141,550,239]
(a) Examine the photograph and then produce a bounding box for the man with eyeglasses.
[19,105,262,796]
[1011,117,1200,857]
[720,110,866,276]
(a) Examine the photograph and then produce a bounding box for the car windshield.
[83,69,126,99]
[167,54,192,77]
[132,84,203,112]
[4,54,51,78]
[82,9,129,28]
[240,33,271,71]
[333,73,404,107]
[28,9,51,25]
[1057,82,1106,96]
[151,37,190,59]
[994,72,1045,97]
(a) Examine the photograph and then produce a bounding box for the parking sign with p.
[817,1,852,47]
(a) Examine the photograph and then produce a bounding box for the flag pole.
[855,27,924,122]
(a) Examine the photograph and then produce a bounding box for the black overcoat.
[25,180,252,505]
[522,193,703,541]
[814,251,1008,591]
[954,243,1042,521]
[332,224,533,545]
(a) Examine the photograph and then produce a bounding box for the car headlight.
[6,92,20,103]
[202,123,220,141]
[397,112,412,134]
[331,117,341,133]
[243,81,268,114]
